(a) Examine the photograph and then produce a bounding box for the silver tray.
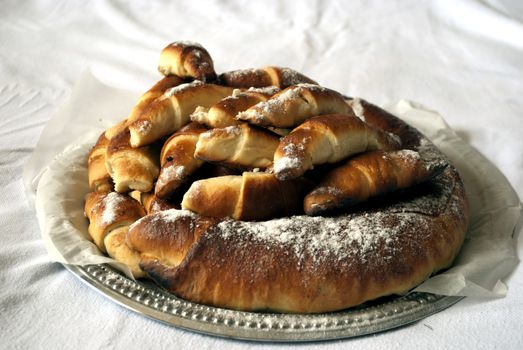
[65,263,463,342]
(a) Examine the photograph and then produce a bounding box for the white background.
[1,0,522,349]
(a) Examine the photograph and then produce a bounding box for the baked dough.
[303,149,447,215]
[273,114,401,180]
[125,101,468,312]
[158,41,217,82]
[236,84,352,128]
[194,123,280,170]
[84,42,468,313]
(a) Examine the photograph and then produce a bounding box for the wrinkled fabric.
[1,0,522,348]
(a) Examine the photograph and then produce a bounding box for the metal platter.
[65,263,463,342]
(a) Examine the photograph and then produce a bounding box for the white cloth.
[1,0,522,349]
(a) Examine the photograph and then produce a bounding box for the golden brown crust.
[167,177,467,313]
[218,67,317,89]
[303,149,447,215]
[127,210,219,267]
[126,101,468,313]
[158,41,217,82]
[85,40,468,313]
[104,227,145,278]
[84,191,145,253]
[128,82,234,147]
[273,114,401,180]
[236,84,352,128]
[87,132,113,192]
[105,129,160,193]
[105,76,185,140]
[155,122,207,199]
[194,123,280,170]
[181,172,310,221]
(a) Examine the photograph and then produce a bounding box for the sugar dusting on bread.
[99,192,127,224]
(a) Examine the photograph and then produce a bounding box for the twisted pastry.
[181,172,309,221]
[194,123,280,170]
[304,150,448,215]
[84,191,145,277]
[158,41,217,82]
[273,114,401,180]
[128,81,234,147]
[237,84,351,128]
[105,76,185,140]
[105,129,160,193]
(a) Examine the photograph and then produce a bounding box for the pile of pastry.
[84,41,464,313]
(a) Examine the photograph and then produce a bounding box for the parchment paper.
[25,71,522,296]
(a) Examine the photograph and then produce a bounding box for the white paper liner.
[25,72,521,296]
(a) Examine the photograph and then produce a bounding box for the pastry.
[105,76,185,140]
[303,149,447,215]
[84,41,468,314]
[128,81,234,147]
[194,123,280,170]
[158,41,217,82]
[273,114,401,180]
[105,129,160,193]
[236,84,352,128]
[181,172,309,220]
[84,191,145,277]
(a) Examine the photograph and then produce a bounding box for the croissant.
[87,132,113,192]
[273,114,401,180]
[157,41,217,82]
[181,172,309,220]
[190,86,279,128]
[105,129,160,193]
[128,81,234,147]
[84,191,145,277]
[219,66,317,89]
[194,123,280,170]
[105,76,185,140]
[155,122,207,199]
[304,150,448,215]
[236,84,351,128]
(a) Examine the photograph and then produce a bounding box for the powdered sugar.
[214,211,429,266]
[237,87,302,123]
[160,164,186,184]
[129,209,197,232]
[273,156,302,174]
[246,86,280,95]
[278,68,316,86]
[164,80,204,97]
[137,120,152,135]
[100,192,127,224]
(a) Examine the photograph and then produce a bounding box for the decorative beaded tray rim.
[65,263,463,341]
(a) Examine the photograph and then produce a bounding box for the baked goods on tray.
[84,41,468,313]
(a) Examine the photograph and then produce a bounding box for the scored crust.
[126,102,469,313]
